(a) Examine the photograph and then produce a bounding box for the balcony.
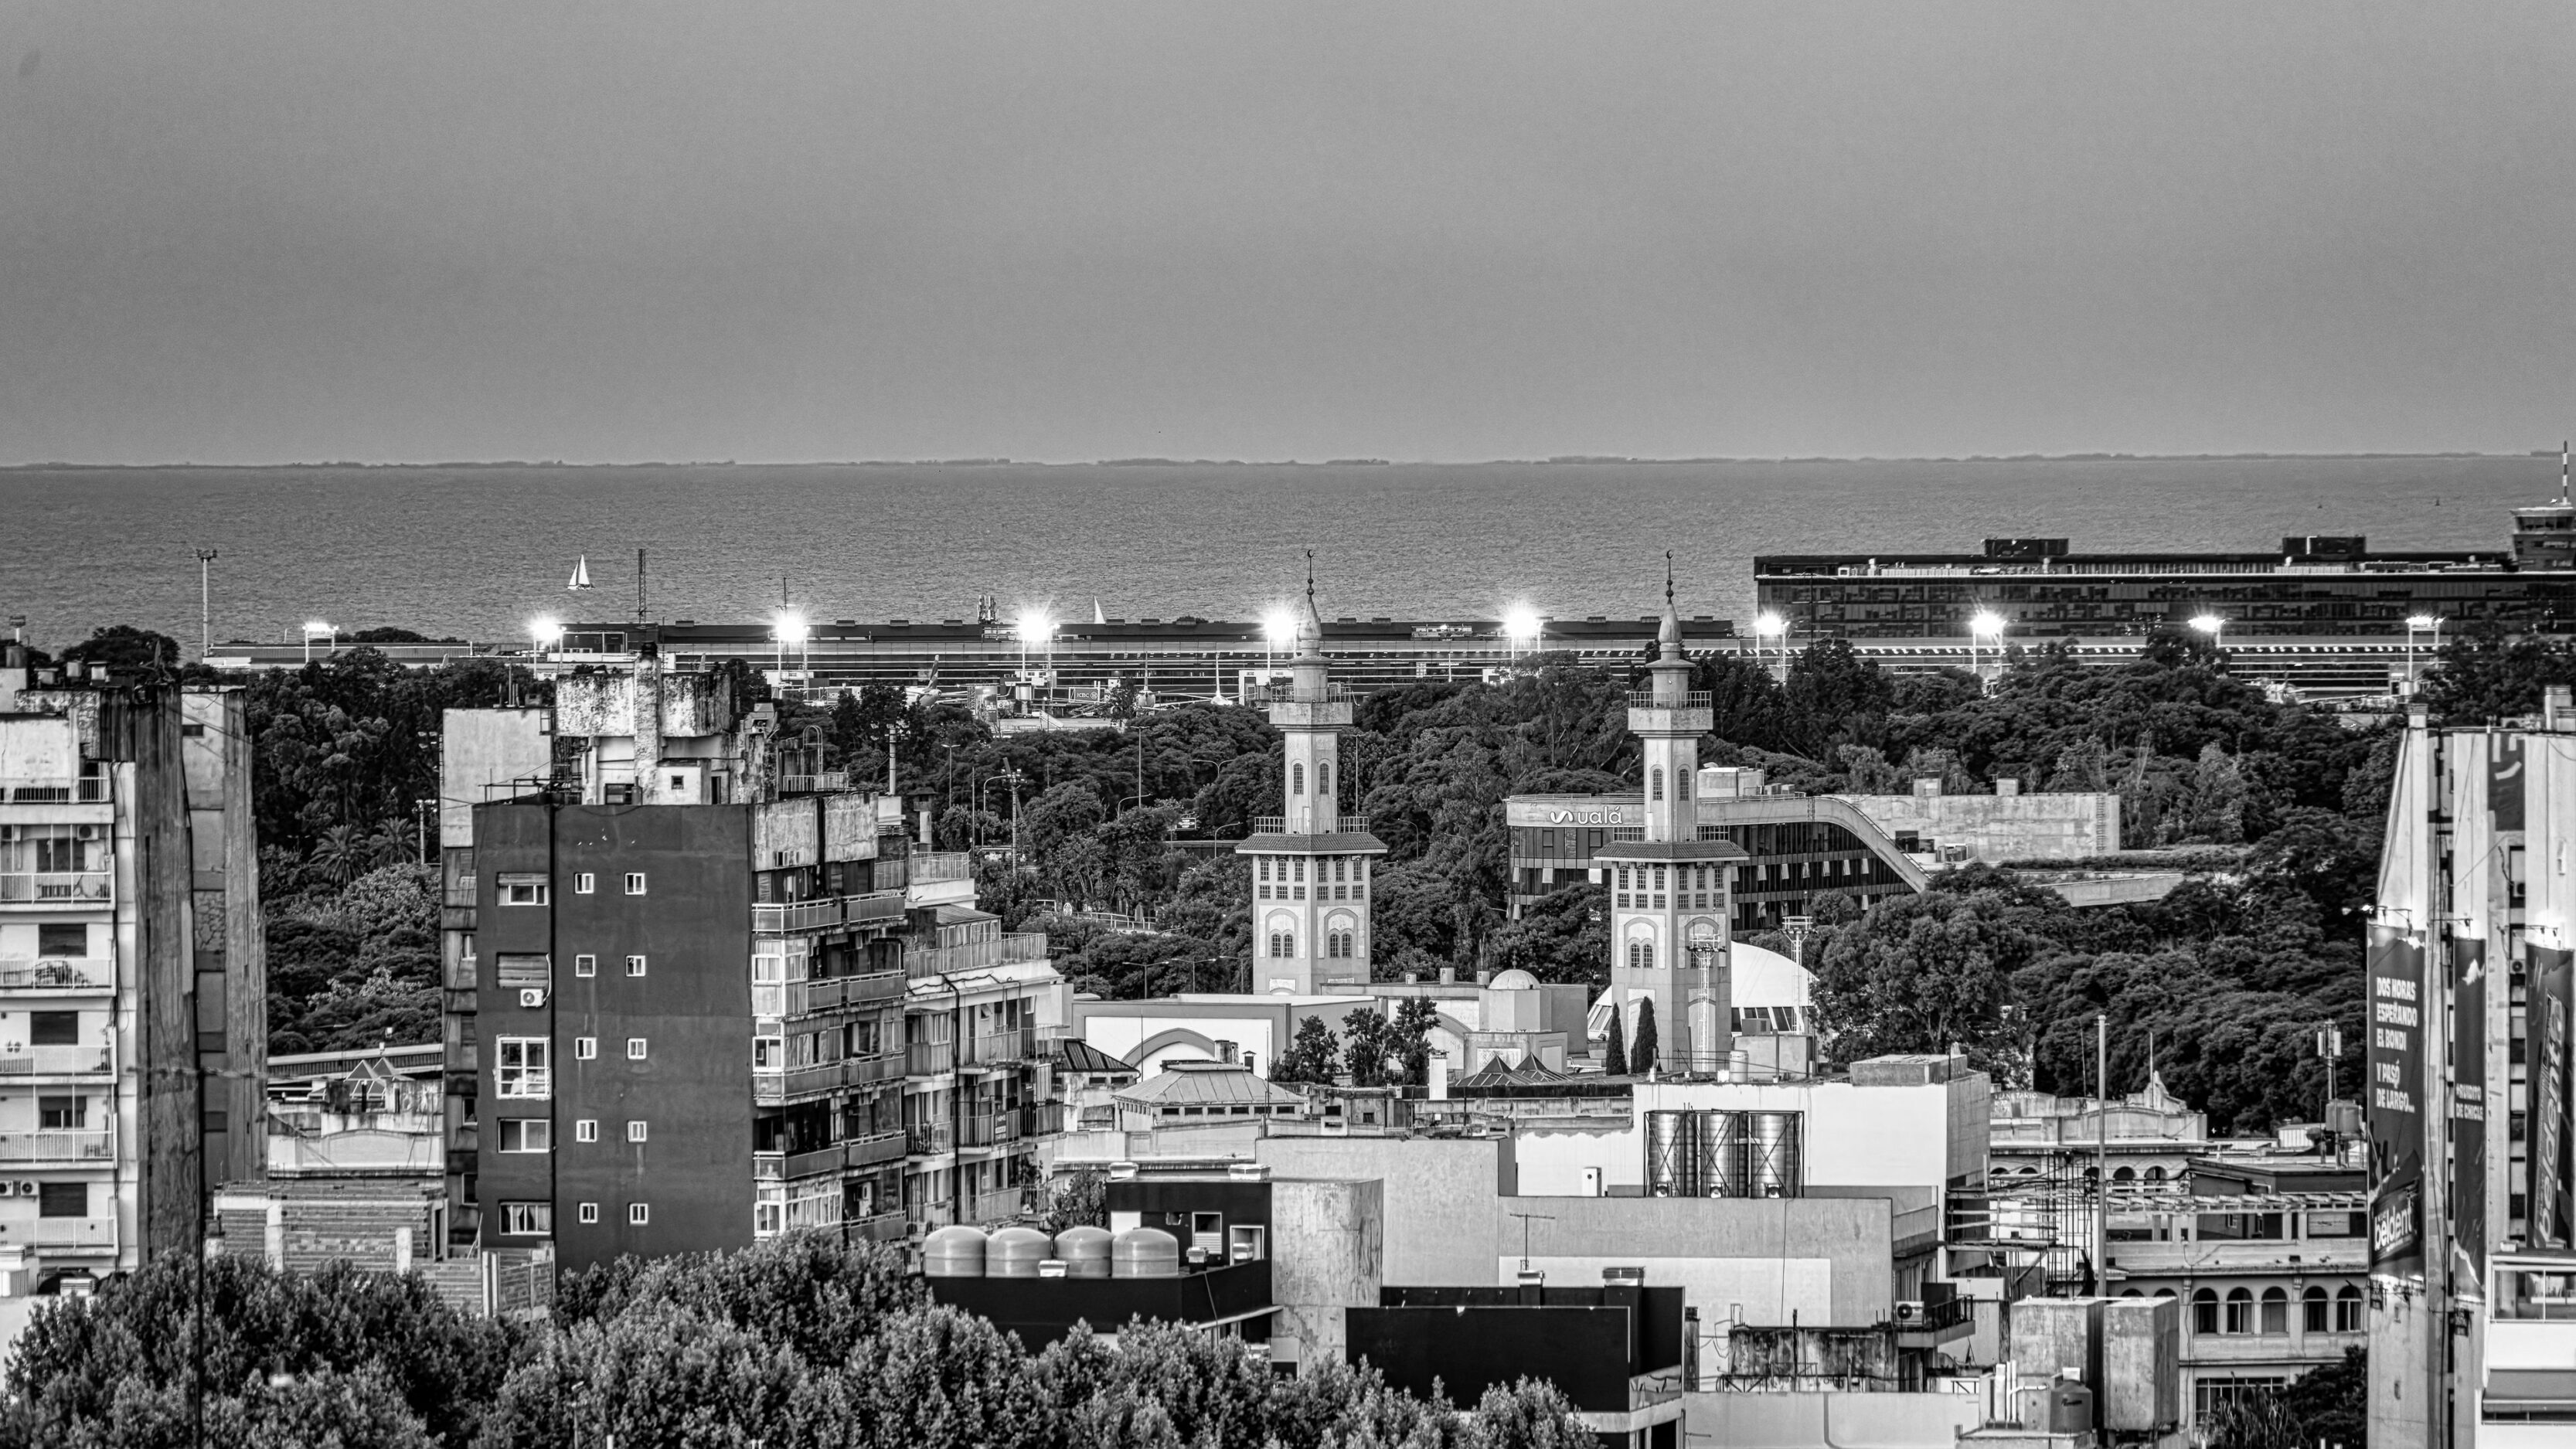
[910,852,972,885]
[0,778,109,804]
[0,1217,116,1251]
[0,961,111,994]
[754,889,907,937]
[767,971,904,1018]
[907,1041,955,1077]
[957,1112,1018,1150]
[1625,690,1714,710]
[906,1122,953,1155]
[848,1209,908,1243]
[0,1131,114,1162]
[0,874,112,908]
[752,1061,847,1106]
[1247,682,1356,704]
[904,932,1050,981]
[1251,814,1371,837]
[1019,1101,1067,1137]
[754,1128,909,1182]
[962,1026,1036,1068]
[968,1187,1027,1224]
[0,1047,113,1077]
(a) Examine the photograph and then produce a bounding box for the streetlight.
[193,549,218,661]
[774,611,808,693]
[529,617,563,653]
[1502,605,1542,663]
[1968,608,2006,681]
[1751,611,1788,672]
[2187,614,2227,658]
[301,620,335,664]
[1016,610,1056,706]
[1262,607,1296,687]
[2405,614,2444,687]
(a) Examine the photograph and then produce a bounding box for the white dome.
[1485,968,1540,991]
[1730,942,1811,1012]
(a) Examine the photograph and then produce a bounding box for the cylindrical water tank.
[1744,1112,1803,1198]
[921,1225,989,1277]
[1692,1110,1747,1198]
[2046,1378,2095,1434]
[1111,1226,1181,1278]
[1053,1225,1112,1278]
[987,1226,1052,1278]
[1644,1111,1695,1197]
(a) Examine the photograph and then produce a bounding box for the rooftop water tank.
[922,1225,988,1278]
[1111,1226,1181,1279]
[988,1226,1053,1278]
[1053,1225,1113,1279]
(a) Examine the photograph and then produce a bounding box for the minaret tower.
[1237,559,1387,994]
[1598,557,1746,1074]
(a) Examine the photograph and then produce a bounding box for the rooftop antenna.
[1304,547,1315,607]
[635,548,648,625]
[1506,1209,1555,1272]
[2561,440,2571,507]
[1665,549,1675,607]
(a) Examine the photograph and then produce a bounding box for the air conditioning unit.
[15,1182,35,1199]
[1893,1301,1926,1325]
[518,988,546,1009]
[73,826,100,842]
[0,1182,18,1198]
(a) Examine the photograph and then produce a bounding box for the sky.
[0,2,2569,464]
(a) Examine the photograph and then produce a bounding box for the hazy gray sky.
[2,2,2568,463]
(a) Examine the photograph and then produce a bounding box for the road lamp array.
[2187,614,2227,655]
[1967,608,2006,682]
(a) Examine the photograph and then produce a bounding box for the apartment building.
[0,655,264,1310]
[441,653,1060,1273]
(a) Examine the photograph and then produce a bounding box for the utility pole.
[2095,1012,2109,1294]
[193,549,217,661]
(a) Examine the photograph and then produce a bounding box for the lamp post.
[774,611,808,697]
[2187,613,2227,660]
[1751,611,1787,675]
[2405,613,2443,689]
[1968,608,2006,685]
[1502,606,1541,665]
[193,549,217,661]
[301,620,335,664]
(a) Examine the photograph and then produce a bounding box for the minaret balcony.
[1625,703,1713,734]
[1252,681,1356,704]
[1625,690,1713,710]
[1253,813,1370,837]
[1264,699,1355,730]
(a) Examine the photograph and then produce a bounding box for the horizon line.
[1,449,2554,471]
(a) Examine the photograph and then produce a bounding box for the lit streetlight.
[2187,614,2227,658]
[774,611,808,693]
[2405,613,2445,687]
[530,617,564,651]
[1968,608,2006,681]
[1751,611,1788,672]
[1502,605,1542,662]
[1015,610,1056,707]
[1261,607,1296,686]
[301,620,335,664]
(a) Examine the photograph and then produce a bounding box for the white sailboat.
[567,556,594,591]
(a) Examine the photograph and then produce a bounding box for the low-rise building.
[1835,777,2122,866]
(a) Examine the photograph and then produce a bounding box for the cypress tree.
[1602,1005,1629,1076]
[1630,998,1659,1077]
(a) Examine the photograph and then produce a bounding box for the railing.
[770,971,904,1017]
[907,1122,953,1155]
[1252,815,1370,836]
[778,772,851,795]
[848,1209,908,1243]
[847,1128,908,1168]
[969,1187,1028,1224]
[963,1026,1036,1066]
[957,1112,1017,1149]
[1894,1294,1973,1336]
[1247,682,1356,704]
[0,1047,112,1076]
[0,778,108,804]
[907,1041,956,1077]
[910,852,972,884]
[2,1218,115,1250]
[751,1061,851,1104]
[754,889,907,936]
[1019,1101,1066,1137]
[0,874,112,906]
[0,1131,113,1162]
[0,961,111,992]
[905,932,1050,981]
[1627,690,1714,710]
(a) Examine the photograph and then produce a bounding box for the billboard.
[2367,922,2427,1277]
[2533,946,2574,1250]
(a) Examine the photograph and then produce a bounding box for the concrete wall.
[1269,1177,1382,1371]
[1683,1390,1982,1448]
[438,709,551,847]
[1836,788,2119,863]
[1255,1137,1510,1287]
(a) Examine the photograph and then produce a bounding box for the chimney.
[1516,1268,1546,1304]
[631,652,664,801]
[1995,778,2020,798]
[1438,966,1455,985]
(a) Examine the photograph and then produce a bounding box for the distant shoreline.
[1,451,2547,470]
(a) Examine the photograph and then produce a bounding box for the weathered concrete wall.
[1269,1177,1382,1372]
[1255,1137,1509,1287]
[1684,1390,1980,1448]
[439,709,553,847]
[1836,788,2120,862]
[755,795,818,870]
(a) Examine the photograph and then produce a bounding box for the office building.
[0,655,265,1316]
[440,655,1062,1275]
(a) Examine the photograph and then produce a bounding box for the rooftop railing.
[905,931,1050,981]
[910,852,973,884]
[1626,691,1713,710]
[1248,682,1357,704]
[0,961,111,992]
[0,874,113,907]
[753,889,907,936]
[1252,814,1370,836]
[0,779,109,804]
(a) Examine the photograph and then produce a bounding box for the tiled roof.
[1053,1038,1134,1075]
[1114,1060,1307,1109]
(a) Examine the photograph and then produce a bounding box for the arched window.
[2224,1288,2254,1335]
[2144,1165,2166,1183]
[1651,767,1664,801]
[1638,942,1655,971]
[1291,763,1305,796]
[2112,1166,2135,1182]
[1678,770,1691,801]
[1334,858,1347,882]
[2191,1288,2218,1335]
[2302,1286,2329,1333]
[2334,1286,2362,1333]
[1318,761,1331,797]
[2120,1289,2143,1298]
[2259,1287,2287,1335]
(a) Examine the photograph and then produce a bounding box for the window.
[574,872,596,895]
[37,1096,83,1131]
[578,1202,601,1224]
[626,1120,648,1143]
[1318,761,1331,797]
[625,955,648,978]
[497,1119,553,1153]
[495,1037,551,1098]
[1651,767,1664,801]
[1291,763,1305,796]
[754,1036,783,1070]
[2334,1286,2362,1333]
[628,1202,651,1225]
[499,1202,552,1236]
[624,872,647,895]
[573,954,597,978]
[626,1037,648,1060]
[2302,1286,2329,1333]
[2191,1288,2219,1335]
[2223,1288,2254,1335]
[575,1119,598,1143]
[37,1182,85,1219]
[574,1036,596,1060]
[496,954,550,988]
[36,924,85,957]
[29,1012,78,1046]
[499,874,550,906]
[2258,1287,2287,1335]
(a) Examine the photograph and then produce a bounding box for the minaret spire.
[2561,440,2570,506]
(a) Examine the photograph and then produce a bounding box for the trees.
[1601,1008,1628,1077]
[1341,1008,1393,1087]
[1810,889,2054,1079]
[1628,997,1659,1076]
[1387,997,1441,1086]
[2202,1346,2363,1449]
[1272,1015,1340,1085]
